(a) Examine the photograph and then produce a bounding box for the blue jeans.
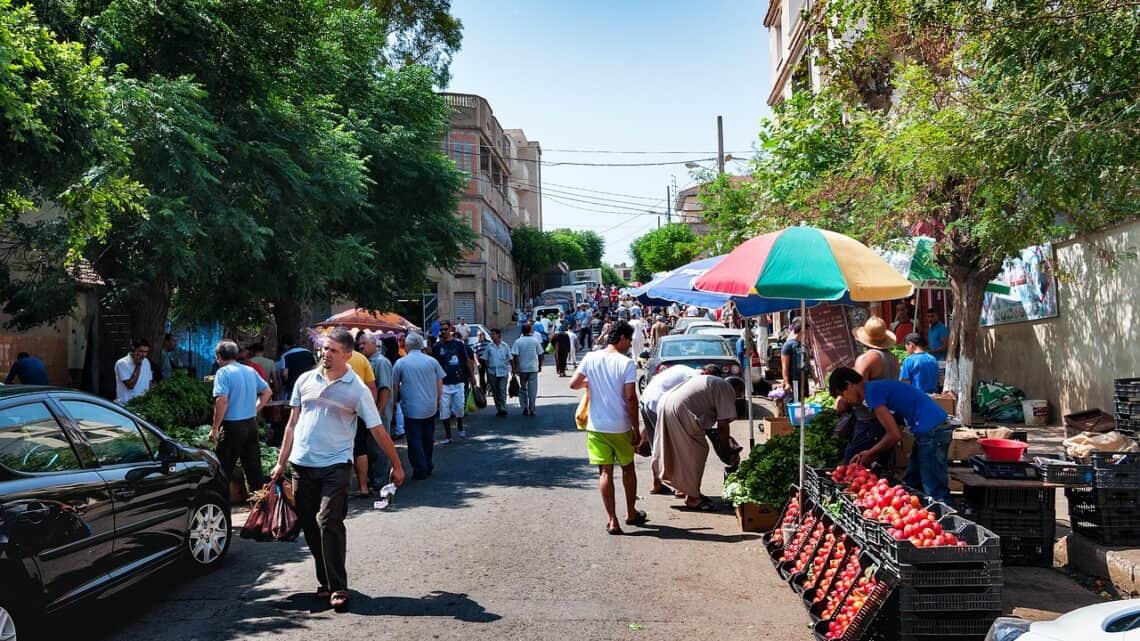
[403,416,436,478]
[903,425,953,502]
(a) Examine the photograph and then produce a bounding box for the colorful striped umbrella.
[694,226,914,302]
[875,236,1011,294]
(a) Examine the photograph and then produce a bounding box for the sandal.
[675,497,719,512]
[316,586,331,600]
[330,590,350,611]
[607,525,624,535]
[649,486,673,496]
[625,510,649,526]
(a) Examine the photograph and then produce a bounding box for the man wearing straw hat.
[834,317,902,471]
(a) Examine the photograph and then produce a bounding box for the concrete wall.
[976,219,1140,419]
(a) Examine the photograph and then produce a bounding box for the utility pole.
[717,115,725,175]
[665,186,672,224]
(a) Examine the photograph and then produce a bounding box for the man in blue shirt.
[925,308,949,361]
[830,366,952,502]
[392,332,446,480]
[211,340,273,491]
[899,333,940,393]
[5,352,49,385]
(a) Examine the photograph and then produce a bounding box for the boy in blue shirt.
[899,333,940,394]
[830,367,952,502]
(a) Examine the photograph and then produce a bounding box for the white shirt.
[578,349,637,433]
[455,323,470,340]
[511,335,544,373]
[640,365,698,414]
[630,318,647,353]
[685,306,700,317]
[115,355,153,404]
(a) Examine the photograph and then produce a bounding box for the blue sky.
[446,0,772,266]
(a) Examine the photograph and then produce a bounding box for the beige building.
[764,0,824,105]
[421,93,540,328]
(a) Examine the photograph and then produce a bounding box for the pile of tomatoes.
[811,541,859,605]
[792,522,829,573]
[819,554,864,615]
[830,463,966,548]
[781,512,819,562]
[805,532,843,590]
[825,573,881,640]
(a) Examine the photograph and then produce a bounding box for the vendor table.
[950,466,1057,566]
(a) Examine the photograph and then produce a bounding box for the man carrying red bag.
[269,328,405,612]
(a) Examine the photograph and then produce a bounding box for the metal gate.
[453,292,477,324]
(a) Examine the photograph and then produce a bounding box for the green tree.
[600,264,627,288]
[628,224,700,283]
[510,225,555,286]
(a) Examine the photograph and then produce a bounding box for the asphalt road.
[70,364,813,641]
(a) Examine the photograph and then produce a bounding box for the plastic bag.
[1064,431,1140,459]
[508,375,520,398]
[465,387,478,414]
[241,480,298,542]
[270,481,300,541]
[472,386,487,409]
[977,380,1025,421]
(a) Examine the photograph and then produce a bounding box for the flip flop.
[330,590,350,611]
[675,498,720,512]
[607,525,624,535]
[649,487,673,496]
[625,510,649,526]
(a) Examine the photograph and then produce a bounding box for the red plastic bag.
[271,481,300,541]
[241,480,299,542]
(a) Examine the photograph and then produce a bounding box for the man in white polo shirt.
[270,328,404,612]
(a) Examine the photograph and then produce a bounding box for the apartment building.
[765,0,824,105]
[423,93,541,328]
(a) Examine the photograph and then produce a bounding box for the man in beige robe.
[651,374,740,510]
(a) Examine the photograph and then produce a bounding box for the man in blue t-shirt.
[899,333,940,394]
[925,308,949,361]
[5,352,49,385]
[431,321,475,443]
[829,367,952,501]
[211,340,272,490]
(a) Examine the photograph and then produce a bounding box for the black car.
[639,335,744,393]
[0,386,231,637]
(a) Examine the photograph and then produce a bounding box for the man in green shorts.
[569,320,647,535]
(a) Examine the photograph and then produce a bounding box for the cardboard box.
[930,393,957,416]
[764,417,794,439]
[894,431,915,469]
[947,426,1017,462]
[736,503,779,533]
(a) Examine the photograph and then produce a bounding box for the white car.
[986,600,1140,641]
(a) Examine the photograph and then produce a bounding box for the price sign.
[808,303,860,384]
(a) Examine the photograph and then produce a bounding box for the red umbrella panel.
[312,309,420,334]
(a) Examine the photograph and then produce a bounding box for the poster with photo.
[980,243,1058,327]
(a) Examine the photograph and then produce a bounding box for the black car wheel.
[0,591,27,641]
[185,495,231,570]
[638,376,647,394]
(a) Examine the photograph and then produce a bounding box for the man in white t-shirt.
[511,324,544,416]
[115,339,153,404]
[569,320,646,535]
[454,317,471,341]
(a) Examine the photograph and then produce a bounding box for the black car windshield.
[661,340,732,358]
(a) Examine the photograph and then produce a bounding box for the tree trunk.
[944,264,1002,424]
[273,299,304,345]
[128,282,173,377]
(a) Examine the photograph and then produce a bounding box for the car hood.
[1032,600,1140,640]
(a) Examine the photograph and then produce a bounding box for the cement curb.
[1056,533,1140,597]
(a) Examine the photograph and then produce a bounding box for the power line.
[469,174,665,211]
[543,181,663,202]
[542,148,755,155]
[544,194,664,216]
[443,145,741,167]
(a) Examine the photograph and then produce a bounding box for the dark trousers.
[489,373,508,411]
[478,363,488,392]
[293,462,351,592]
[578,328,591,350]
[404,415,436,477]
[216,418,263,490]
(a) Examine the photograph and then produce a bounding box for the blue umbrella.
[630,255,837,315]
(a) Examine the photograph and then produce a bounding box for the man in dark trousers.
[269,328,405,611]
[210,340,272,492]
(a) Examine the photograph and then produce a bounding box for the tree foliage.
[628,223,700,283]
[600,264,627,287]
[510,226,608,285]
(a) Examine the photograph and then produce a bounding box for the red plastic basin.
[978,438,1028,462]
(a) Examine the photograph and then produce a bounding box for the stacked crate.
[1116,377,1140,432]
[1067,452,1140,546]
[963,486,1056,566]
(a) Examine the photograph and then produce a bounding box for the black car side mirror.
[158,440,181,465]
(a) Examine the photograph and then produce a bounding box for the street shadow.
[625,522,760,544]
[275,589,501,622]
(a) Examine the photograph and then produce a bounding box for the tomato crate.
[806,467,840,504]
[763,485,807,557]
[877,515,1001,569]
[804,541,862,618]
[896,561,1003,589]
[962,485,1055,513]
[786,517,835,585]
[1065,486,1140,509]
[793,529,849,596]
[1116,377,1140,397]
[896,611,1002,638]
[1034,460,1095,486]
[780,509,825,578]
[1071,521,1140,546]
[896,584,1004,613]
[812,557,898,641]
[999,535,1054,567]
[832,493,873,544]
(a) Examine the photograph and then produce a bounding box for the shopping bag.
[240,483,274,541]
[465,387,478,414]
[508,375,520,398]
[575,390,590,431]
[545,342,554,354]
[270,480,300,541]
[472,386,487,409]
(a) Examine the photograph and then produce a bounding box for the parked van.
[540,287,583,311]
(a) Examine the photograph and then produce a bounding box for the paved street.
[76,365,812,641]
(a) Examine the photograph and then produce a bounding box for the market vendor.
[829,367,951,502]
[832,317,901,469]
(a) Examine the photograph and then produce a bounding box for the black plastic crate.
[1069,503,1140,528]
[1071,520,1140,546]
[808,550,866,623]
[1066,486,1140,509]
[973,509,1057,539]
[787,518,834,585]
[1000,535,1054,567]
[1116,377,1140,397]
[1094,467,1140,489]
[896,585,1003,613]
[963,485,1055,512]
[896,611,1001,637]
[806,467,840,504]
[878,515,1001,569]
[1034,459,1095,486]
[896,561,1004,589]
[813,558,898,641]
[970,455,1040,480]
[1116,401,1140,419]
